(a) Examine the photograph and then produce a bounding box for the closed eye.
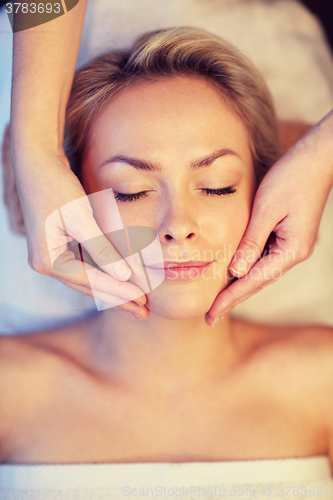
[202,187,237,196]
[114,191,149,202]
[114,186,237,202]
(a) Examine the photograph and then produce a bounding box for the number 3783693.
[6,3,61,14]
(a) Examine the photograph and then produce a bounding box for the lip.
[149,261,212,269]
[146,261,213,280]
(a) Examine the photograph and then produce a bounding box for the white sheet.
[1,456,332,499]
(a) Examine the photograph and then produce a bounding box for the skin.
[83,76,256,322]
[1,77,333,466]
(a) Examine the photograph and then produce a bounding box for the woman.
[1,27,333,491]
[8,0,333,329]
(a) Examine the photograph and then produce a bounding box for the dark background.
[1,0,332,52]
[301,0,333,52]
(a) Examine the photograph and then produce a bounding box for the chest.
[3,360,325,464]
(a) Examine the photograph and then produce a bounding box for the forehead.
[86,76,251,164]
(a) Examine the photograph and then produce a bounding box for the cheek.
[230,169,257,241]
[115,204,152,229]
[208,187,255,270]
[209,195,252,242]
[216,209,249,272]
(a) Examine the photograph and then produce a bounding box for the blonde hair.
[64,27,280,183]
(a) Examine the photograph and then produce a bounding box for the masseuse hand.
[9,0,147,319]
[206,110,333,326]
[6,137,148,317]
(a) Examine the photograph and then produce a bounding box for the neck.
[84,309,242,395]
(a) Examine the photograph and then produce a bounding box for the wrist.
[291,109,333,189]
[10,106,65,158]
[314,109,333,188]
[9,118,66,159]
[10,140,70,175]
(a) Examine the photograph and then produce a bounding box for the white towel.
[1,456,332,499]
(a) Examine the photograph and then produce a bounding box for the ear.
[1,124,26,235]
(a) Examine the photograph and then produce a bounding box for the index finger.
[205,253,294,325]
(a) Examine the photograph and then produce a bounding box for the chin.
[145,281,225,320]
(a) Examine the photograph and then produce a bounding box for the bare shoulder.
[0,318,94,462]
[245,320,333,360]
[235,318,333,397]
[0,332,49,394]
[0,312,99,395]
[0,315,96,388]
[0,332,59,453]
[0,334,41,460]
[269,323,333,363]
[233,317,333,362]
[251,322,333,465]
[251,322,333,375]
[289,326,333,461]
[251,322,333,406]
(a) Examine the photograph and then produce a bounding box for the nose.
[158,197,200,244]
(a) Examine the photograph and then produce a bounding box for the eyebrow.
[99,148,240,172]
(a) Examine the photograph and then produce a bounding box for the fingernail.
[134,296,145,306]
[230,259,247,276]
[211,315,224,327]
[114,261,131,280]
[131,313,143,320]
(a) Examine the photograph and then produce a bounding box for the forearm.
[315,108,333,188]
[10,0,87,162]
[289,109,333,190]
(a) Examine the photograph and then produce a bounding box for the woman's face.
[82,76,256,319]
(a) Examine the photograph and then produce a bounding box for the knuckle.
[255,198,272,219]
[295,243,312,262]
[27,256,48,274]
[241,237,262,257]
[94,245,114,267]
[307,244,315,259]
[27,248,54,275]
[222,284,241,303]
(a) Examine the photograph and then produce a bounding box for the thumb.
[229,205,277,277]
